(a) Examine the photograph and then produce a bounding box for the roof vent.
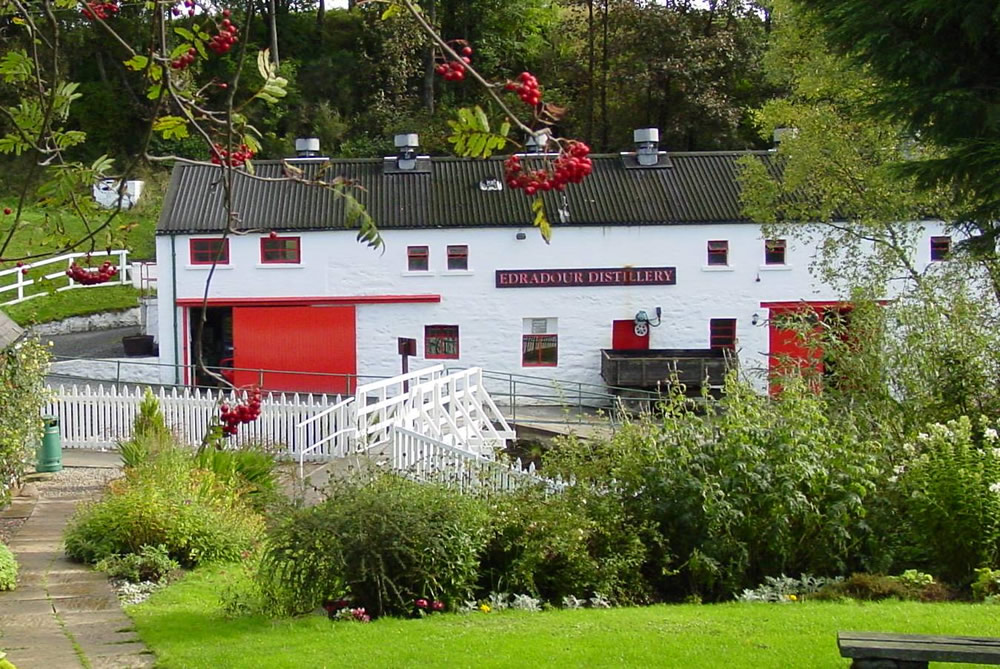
[524,131,552,154]
[394,133,419,170]
[634,128,660,166]
[294,137,321,158]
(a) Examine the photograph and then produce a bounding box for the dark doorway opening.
[189,306,233,387]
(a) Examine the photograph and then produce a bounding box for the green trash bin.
[36,415,62,473]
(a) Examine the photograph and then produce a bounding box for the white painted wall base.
[48,357,162,385]
[31,308,141,336]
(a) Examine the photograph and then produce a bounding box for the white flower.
[917,432,929,441]
[992,448,1000,459]
[888,476,898,484]
[893,465,906,475]
[986,428,999,442]
[989,482,1000,494]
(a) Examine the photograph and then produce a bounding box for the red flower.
[431,600,445,612]
[415,598,428,609]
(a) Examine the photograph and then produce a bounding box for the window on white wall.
[710,318,737,350]
[425,325,459,359]
[930,236,951,261]
[407,245,429,271]
[522,318,557,367]
[707,240,729,266]
[764,239,786,265]
[446,245,468,270]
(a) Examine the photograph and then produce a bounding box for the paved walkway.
[0,459,154,668]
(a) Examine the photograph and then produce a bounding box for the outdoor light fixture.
[751,313,760,326]
[515,232,527,240]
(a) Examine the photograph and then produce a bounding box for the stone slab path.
[0,467,154,668]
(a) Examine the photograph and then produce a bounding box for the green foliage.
[0,339,49,504]
[0,542,17,591]
[119,389,173,469]
[893,417,1000,585]
[971,567,1000,602]
[548,373,882,601]
[446,107,509,158]
[259,469,488,617]
[64,440,265,567]
[192,446,280,512]
[1,285,141,327]
[96,544,179,584]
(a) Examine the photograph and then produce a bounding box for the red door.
[767,305,825,393]
[611,319,650,350]
[232,305,356,394]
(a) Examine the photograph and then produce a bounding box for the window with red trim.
[765,239,786,265]
[447,245,469,271]
[260,236,300,264]
[407,245,429,271]
[710,318,737,350]
[522,334,558,367]
[707,240,729,266]
[930,236,951,261]
[190,238,229,265]
[425,325,459,359]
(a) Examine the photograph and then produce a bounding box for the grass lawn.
[129,566,1000,669]
[1,284,141,326]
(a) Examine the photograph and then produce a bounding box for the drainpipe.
[171,235,180,386]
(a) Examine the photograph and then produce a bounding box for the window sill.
[256,263,305,269]
[186,264,234,270]
[441,270,474,276]
[400,271,436,277]
[758,264,793,271]
[522,363,558,368]
[702,265,734,272]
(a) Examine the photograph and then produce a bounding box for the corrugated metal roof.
[156,151,779,234]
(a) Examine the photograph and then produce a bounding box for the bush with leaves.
[892,417,1000,586]
[259,469,488,617]
[547,372,883,601]
[0,339,50,504]
[119,388,174,469]
[192,445,281,512]
[96,544,179,584]
[64,436,265,567]
[0,542,17,591]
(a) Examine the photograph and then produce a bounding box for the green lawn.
[129,566,1000,669]
[1,284,142,326]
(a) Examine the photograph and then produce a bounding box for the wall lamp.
[751,313,762,326]
[633,307,662,336]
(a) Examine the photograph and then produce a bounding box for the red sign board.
[496,267,676,288]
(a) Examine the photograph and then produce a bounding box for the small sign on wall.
[496,267,676,288]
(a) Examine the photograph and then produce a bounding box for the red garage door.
[232,305,356,394]
[767,302,850,393]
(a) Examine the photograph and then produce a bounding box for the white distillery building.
[154,132,951,397]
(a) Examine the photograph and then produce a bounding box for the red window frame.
[189,238,229,265]
[765,239,786,265]
[407,245,429,271]
[425,324,459,359]
[710,318,737,350]
[707,240,729,266]
[260,236,301,264]
[930,236,951,261]
[522,334,558,367]
[447,245,469,271]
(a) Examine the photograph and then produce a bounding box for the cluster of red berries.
[504,71,542,107]
[210,143,254,167]
[434,46,473,82]
[503,141,592,195]
[171,0,197,18]
[3,208,11,215]
[81,1,119,20]
[208,13,239,55]
[65,260,118,285]
[171,47,197,70]
[219,387,262,436]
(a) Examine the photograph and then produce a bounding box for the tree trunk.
[268,0,280,67]
[599,0,610,150]
[317,0,325,33]
[586,0,595,145]
[422,0,437,114]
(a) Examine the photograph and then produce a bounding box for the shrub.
[972,568,1000,602]
[96,544,179,583]
[893,417,1000,585]
[192,445,280,512]
[64,440,265,567]
[119,389,173,469]
[0,339,49,504]
[0,542,17,590]
[259,469,488,617]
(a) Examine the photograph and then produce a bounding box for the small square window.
[260,236,300,264]
[425,325,459,359]
[447,245,469,271]
[190,238,229,265]
[522,334,558,367]
[707,240,729,266]
[765,239,786,265]
[407,245,429,271]
[930,236,951,261]
[710,318,737,350]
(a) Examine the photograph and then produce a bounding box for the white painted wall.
[157,221,951,392]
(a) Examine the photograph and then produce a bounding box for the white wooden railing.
[390,426,565,494]
[45,384,342,458]
[0,250,130,307]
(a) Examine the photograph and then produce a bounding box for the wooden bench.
[838,631,1000,668]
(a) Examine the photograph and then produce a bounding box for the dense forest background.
[0,0,775,184]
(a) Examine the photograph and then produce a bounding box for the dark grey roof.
[156,151,779,234]
[0,311,23,350]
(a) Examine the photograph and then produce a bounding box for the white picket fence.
[44,384,347,459]
[389,426,566,494]
[0,249,130,307]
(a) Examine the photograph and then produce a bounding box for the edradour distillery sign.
[496,266,676,288]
